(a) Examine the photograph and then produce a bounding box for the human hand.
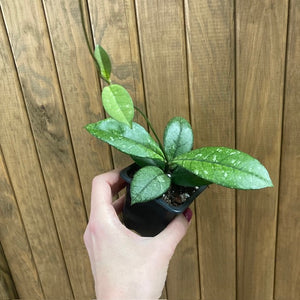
[84,169,193,300]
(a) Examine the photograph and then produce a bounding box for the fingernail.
[183,208,193,222]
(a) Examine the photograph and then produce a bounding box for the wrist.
[96,284,160,300]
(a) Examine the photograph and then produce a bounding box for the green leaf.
[102,84,134,127]
[163,117,193,161]
[171,166,210,187]
[172,147,273,189]
[94,45,111,82]
[130,166,171,205]
[85,118,165,162]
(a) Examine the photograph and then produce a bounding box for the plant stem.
[78,0,111,85]
[134,106,168,162]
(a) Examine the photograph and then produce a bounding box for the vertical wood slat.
[1,0,94,298]
[41,0,112,216]
[275,0,300,298]
[0,147,42,298]
[0,242,18,300]
[1,0,300,298]
[185,0,236,299]
[135,0,190,137]
[135,1,200,300]
[236,1,288,299]
[0,6,73,299]
[87,0,147,169]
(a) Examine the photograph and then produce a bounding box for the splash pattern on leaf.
[163,117,193,161]
[173,147,273,189]
[85,118,165,162]
[131,166,171,204]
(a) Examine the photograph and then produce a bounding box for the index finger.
[90,169,126,220]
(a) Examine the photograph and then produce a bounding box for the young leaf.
[163,117,193,161]
[94,45,111,82]
[102,84,134,127]
[172,147,273,189]
[85,118,165,162]
[131,166,171,205]
[171,166,210,187]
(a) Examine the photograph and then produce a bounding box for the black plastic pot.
[120,163,207,237]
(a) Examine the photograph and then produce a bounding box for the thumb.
[155,208,192,252]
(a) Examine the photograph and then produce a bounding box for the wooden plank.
[275,0,300,298]
[0,243,18,300]
[88,0,147,169]
[167,217,200,300]
[0,147,43,298]
[41,0,112,215]
[1,0,94,298]
[236,1,288,299]
[185,0,236,298]
[135,1,200,299]
[135,0,190,137]
[185,0,236,299]
[0,8,73,299]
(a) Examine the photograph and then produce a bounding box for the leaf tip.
[84,123,91,131]
[129,192,140,206]
[264,171,274,188]
[121,119,133,129]
[267,179,274,188]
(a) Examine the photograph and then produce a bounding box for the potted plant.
[85,45,273,236]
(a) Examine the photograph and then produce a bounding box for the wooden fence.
[0,0,299,299]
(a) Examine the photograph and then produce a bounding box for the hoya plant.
[85,45,273,205]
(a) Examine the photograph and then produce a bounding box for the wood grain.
[135,0,190,137]
[42,0,113,215]
[236,1,288,299]
[0,7,73,299]
[1,0,93,298]
[185,1,236,299]
[275,0,300,298]
[41,0,112,216]
[167,216,200,300]
[0,242,18,300]
[135,1,200,299]
[0,147,43,298]
[1,0,300,298]
[88,0,147,169]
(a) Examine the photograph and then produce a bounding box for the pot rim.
[120,163,207,213]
